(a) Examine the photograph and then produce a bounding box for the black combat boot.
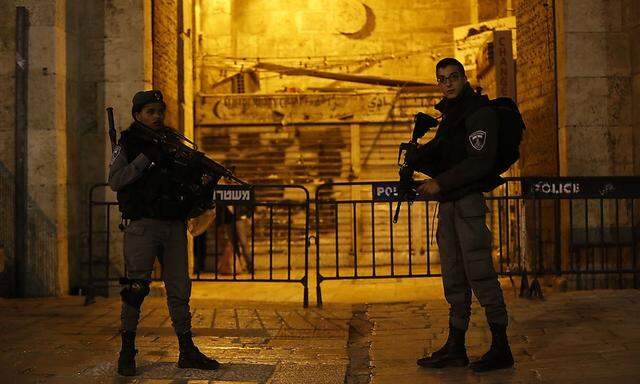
[470,323,514,372]
[177,331,220,370]
[117,330,137,376]
[417,326,469,368]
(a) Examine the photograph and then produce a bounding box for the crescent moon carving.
[213,100,222,120]
[339,2,375,40]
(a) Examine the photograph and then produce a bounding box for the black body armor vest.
[434,93,489,166]
[116,124,199,220]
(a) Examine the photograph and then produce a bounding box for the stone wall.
[103,0,153,290]
[628,0,640,174]
[65,0,81,293]
[0,0,16,295]
[154,0,180,129]
[516,0,558,176]
[557,0,635,177]
[11,0,69,295]
[0,0,15,171]
[554,0,639,286]
[197,0,474,93]
[0,0,152,296]
[67,1,107,291]
[478,0,511,21]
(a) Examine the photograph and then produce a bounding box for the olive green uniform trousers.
[436,193,508,330]
[121,218,192,334]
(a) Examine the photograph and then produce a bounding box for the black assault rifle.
[393,112,439,223]
[107,107,247,186]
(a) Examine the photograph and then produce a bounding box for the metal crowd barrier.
[85,183,310,307]
[314,178,640,306]
[86,177,640,308]
[314,181,442,307]
[493,177,640,290]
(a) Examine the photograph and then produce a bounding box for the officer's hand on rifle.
[417,179,441,196]
[403,144,422,168]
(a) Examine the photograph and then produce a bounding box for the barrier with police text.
[314,178,640,306]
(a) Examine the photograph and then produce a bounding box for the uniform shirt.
[108,146,152,192]
[434,106,498,194]
[409,84,502,201]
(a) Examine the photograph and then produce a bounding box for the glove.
[397,166,416,200]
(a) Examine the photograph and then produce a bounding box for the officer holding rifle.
[109,90,222,376]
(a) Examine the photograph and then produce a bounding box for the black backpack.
[488,97,525,174]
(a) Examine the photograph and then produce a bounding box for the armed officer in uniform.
[109,90,219,376]
[410,58,514,372]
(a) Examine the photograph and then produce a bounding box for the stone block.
[609,124,634,165]
[76,81,99,133]
[622,0,640,28]
[564,124,629,175]
[0,26,14,71]
[273,0,306,12]
[201,36,232,57]
[64,34,79,79]
[65,1,80,34]
[273,11,299,36]
[634,126,640,174]
[565,32,607,77]
[78,1,105,38]
[104,37,145,83]
[565,154,605,176]
[16,0,60,27]
[27,182,59,224]
[634,74,640,124]
[0,136,14,171]
[605,0,624,32]
[201,0,230,15]
[234,35,258,56]
[0,74,14,124]
[201,13,231,34]
[79,38,106,82]
[296,11,327,33]
[564,0,609,32]
[605,33,631,76]
[606,76,632,126]
[614,160,634,175]
[565,76,608,126]
[631,26,640,75]
[28,26,60,72]
[105,0,145,38]
[235,13,267,35]
[27,75,58,131]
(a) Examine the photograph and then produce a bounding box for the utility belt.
[120,196,187,222]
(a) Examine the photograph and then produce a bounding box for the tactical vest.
[433,90,491,172]
[116,125,193,220]
[428,87,502,200]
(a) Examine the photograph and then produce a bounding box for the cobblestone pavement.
[1,286,639,383]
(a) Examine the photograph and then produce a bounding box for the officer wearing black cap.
[109,90,219,376]
[412,59,513,372]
